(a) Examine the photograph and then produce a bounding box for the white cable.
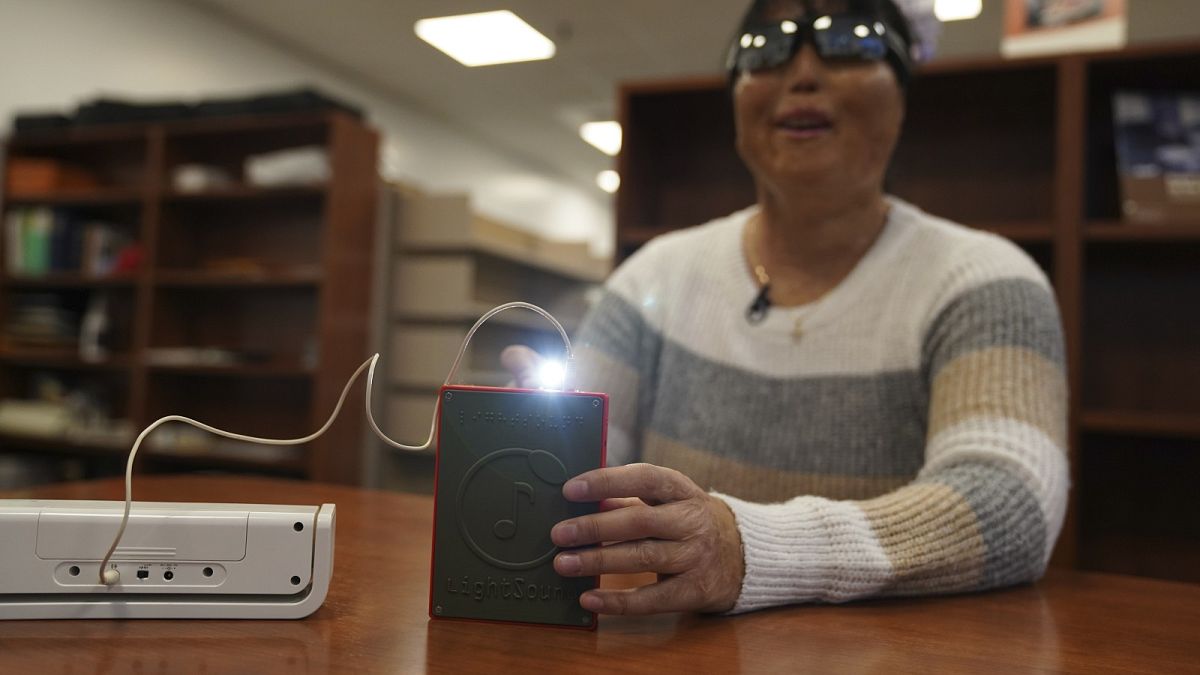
[97,302,572,585]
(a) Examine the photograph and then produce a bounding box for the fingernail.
[563,480,588,500]
[556,553,581,574]
[580,593,604,612]
[553,523,577,546]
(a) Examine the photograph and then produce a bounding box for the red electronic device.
[428,384,607,629]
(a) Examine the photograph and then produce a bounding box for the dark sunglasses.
[726,13,910,75]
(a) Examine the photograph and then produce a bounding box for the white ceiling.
[183,0,748,192]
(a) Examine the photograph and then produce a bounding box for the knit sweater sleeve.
[716,239,1070,612]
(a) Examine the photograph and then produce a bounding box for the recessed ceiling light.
[934,0,982,22]
[580,121,622,156]
[414,10,556,67]
[597,170,620,194]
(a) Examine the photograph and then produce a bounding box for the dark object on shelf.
[193,87,363,121]
[12,113,72,135]
[74,98,194,126]
[5,159,99,195]
[1112,90,1200,225]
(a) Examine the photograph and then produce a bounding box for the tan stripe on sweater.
[928,346,1067,449]
[643,433,911,502]
[858,483,987,593]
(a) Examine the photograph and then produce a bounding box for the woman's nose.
[783,42,822,93]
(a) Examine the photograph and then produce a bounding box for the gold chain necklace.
[744,215,816,340]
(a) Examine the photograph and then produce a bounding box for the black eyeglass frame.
[725,12,913,84]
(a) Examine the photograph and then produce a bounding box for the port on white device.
[0,500,335,620]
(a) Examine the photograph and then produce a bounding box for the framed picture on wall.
[1001,0,1127,58]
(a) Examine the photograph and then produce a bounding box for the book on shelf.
[1113,90,1200,225]
[2,207,139,276]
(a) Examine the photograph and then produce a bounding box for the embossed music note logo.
[493,482,533,540]
[456,448,569,570]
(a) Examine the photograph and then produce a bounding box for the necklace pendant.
[746,285,771,324]
[791,317,805,340]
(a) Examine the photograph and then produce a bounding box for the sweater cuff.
[712,492,894,614]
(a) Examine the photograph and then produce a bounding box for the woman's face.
[732,7,905,200]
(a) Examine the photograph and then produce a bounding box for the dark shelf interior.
[1079,433,1200,583]
[890,64,1058,224]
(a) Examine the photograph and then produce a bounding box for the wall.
[0,0,612,255]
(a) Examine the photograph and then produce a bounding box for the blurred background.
[0,1,1198,584]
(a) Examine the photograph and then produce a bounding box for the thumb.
[500,345,543,388]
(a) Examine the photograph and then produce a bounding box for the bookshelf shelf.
[4,189,145,207]
[1081,410,1200,440]
[1085,221,1200,241]
[0,431,128,458]
[154,270,322,288]
[145,363,314,378]
[615,42,1200,585]
[162,185,326,202]
[2,274,138,289]
[1,111,378,484]
[0,348,133,371]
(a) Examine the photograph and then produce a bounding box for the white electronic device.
[0,500,335,619]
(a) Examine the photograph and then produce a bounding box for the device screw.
[445,392,453,401]
[593,399,600,407]
[435,605,443,615]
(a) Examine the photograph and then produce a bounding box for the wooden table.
[0,477,1196,674]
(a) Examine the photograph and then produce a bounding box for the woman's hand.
[500,345,543,389]
[551,463,745,615]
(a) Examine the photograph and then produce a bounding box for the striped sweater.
[572,197,1068,613]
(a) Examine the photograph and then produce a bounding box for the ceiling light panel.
[934,0,983,22]
[414,10,556,67]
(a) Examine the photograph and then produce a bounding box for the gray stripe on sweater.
[651,341,929,476]
[921,462,1048,587]
[576,291,663,435]
[923,278,1064,377]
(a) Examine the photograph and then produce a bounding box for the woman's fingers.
[554,539,690,576]
[499,344,542,388]
[551,501,692,546]
[578,576,709,615]
[563,463,703,505]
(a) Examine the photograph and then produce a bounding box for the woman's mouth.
[775,109,833,139]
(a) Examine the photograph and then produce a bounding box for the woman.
[505,0,1067,615]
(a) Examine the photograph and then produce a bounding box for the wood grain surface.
[0,476,1197,674]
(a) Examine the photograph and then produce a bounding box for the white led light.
[934,0,983,22]
[536,360,566,389]
[596,170,620,194]
[875,22,886,34]
[740,33,754,48]
[814,15,833,30]
[854,24,871,38]
[752,34,767,48]
[781,20,798,35]
[580,121,622,156]
[414,10,556,67]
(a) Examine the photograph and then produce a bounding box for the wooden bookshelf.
[615,42,1200,584]
[0,111,378,484]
